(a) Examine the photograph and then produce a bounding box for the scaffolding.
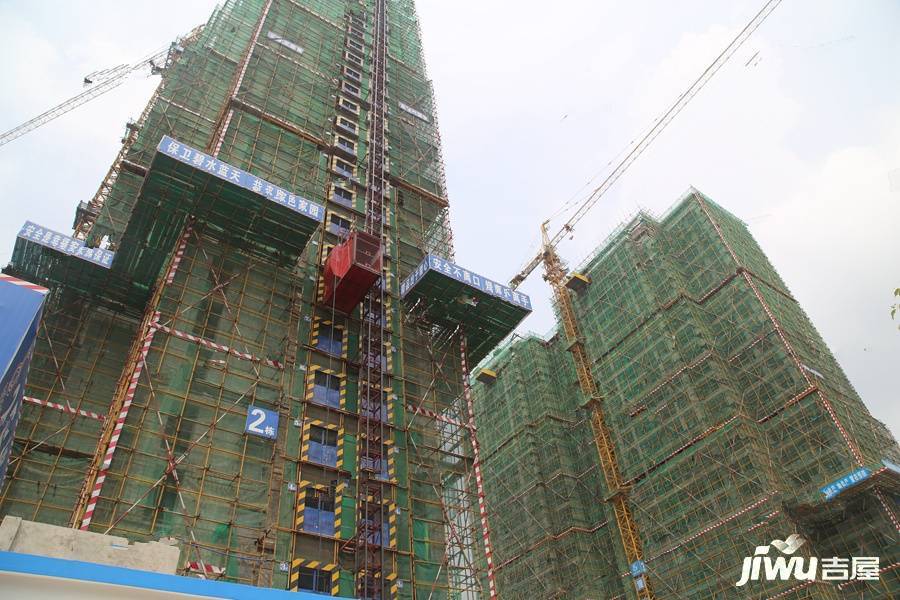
[473,335,620,599]
[399,254,534,600]
[473,189,900,599]
[1,1,496,597]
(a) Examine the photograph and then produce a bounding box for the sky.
[0,1,897,434]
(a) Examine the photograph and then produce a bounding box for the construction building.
[472,189,900,599]
[0,0,534,597]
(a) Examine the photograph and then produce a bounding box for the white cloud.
[754,109,900,433]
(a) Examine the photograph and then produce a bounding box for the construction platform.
[6,222,130,305]
[400,254,532,364]
[114,136,325,295]
[6,137,326,309]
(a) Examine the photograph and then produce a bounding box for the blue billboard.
[17,221,115,268]
[400,254,532,310]
[0,275,48,481]
[157,136,325,223]
[820,466,872,500]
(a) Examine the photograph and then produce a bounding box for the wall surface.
[0,516,180,574]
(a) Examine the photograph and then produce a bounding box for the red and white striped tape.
[407,404,470,429]
[0,273,49,294]
[460,339,497,600]
[644,490,777,565]
[746,510,780,533]
[186,561,225,577]
[80,319,158,530]
[156,323,283,369]
[837,560,900,590]
[625,415,739,486]
[80,224,192,531]
[23,396,105,421]
[696,196,865,467]
[874,487,900,533]
[164,223,192,285]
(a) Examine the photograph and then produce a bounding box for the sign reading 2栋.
[245,406,279,440]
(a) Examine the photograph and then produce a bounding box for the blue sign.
[157,136,325,223]
[17,221,115,268]
[245,406,278,440]
[821,467,871,500]
[630,560,647,578]
[0,276,46,481]
[400,254,532,311]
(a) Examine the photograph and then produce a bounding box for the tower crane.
[0,26,203,149]
[509,2,781,597]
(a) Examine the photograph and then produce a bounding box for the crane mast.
[541,223,654,598]
[522,3,782,595]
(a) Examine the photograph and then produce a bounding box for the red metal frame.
[322,231,383,314]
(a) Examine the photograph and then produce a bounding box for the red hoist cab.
[322,231,383,313]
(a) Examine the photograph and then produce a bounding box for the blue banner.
[157,136,325,223]
[821,467,871,500]
[400,254,532,311]
[0,342,34,481]
[0,279,45,481]
[17,221,115,268]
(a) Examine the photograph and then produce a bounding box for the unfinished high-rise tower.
[1,1,532,597]
[472,190,900,599]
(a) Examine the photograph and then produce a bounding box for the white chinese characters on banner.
[820,467,871,500]
[17,221,115,268]
[158,136,324,223]
[400,254,532,311]
[245,406,278,441]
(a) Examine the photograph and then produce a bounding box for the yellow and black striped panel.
[333,482,346,539]
[311,317,348,359]
[357,431,396,483]
[381,268,393,296]
[305,366,347,411]
[314,247,333,302]
[315,274,325,303]
[385,439,397,482]
[289,557,339,596]
[327,183,356,206]
[384,340,393,373]
[356,569,399,600]
[386,571,399,599]
[294,480,332,532]
[358,495,397,549]
[318,243,334,268]
[387,501,397,549]
[385,389,396,425]
[300,419,345,470]
[382,296,393,330]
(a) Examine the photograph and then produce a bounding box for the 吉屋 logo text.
[735,534,879,587]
